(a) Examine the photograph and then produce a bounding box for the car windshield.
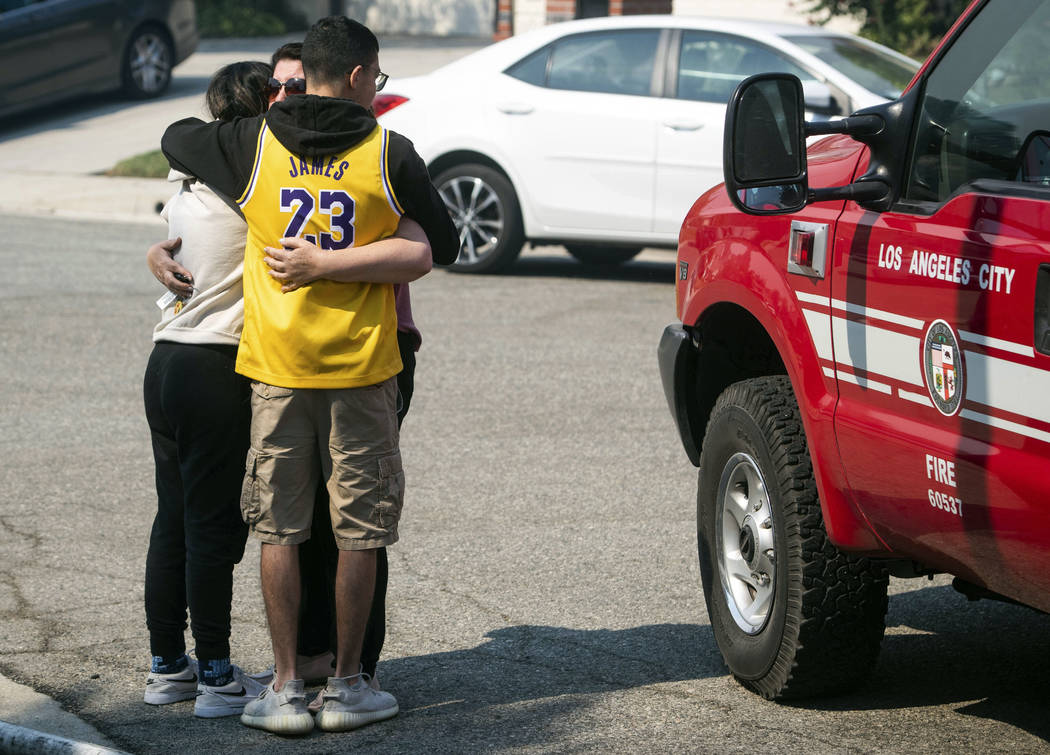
[783,35,919,99]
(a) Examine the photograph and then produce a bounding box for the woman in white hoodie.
[142,62,274,720]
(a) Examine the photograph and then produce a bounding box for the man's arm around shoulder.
[262,218,432,292]
[161,115,263,200]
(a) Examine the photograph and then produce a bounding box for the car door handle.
[663,120,703,131]
[498,103,534,115]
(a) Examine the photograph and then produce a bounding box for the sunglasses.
[375,71,388,91]
[267,76,306,97]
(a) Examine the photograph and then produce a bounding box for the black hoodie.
[161,94,459,265]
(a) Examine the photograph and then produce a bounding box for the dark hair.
[302,16,378,88]
[205,61,272,121]
[271,42,302,68]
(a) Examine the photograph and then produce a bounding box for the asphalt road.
[1,212,1049,753]
[1,30,1049,755]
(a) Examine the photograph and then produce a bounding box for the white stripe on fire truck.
[830,298,925,330]
[900,389,1050,445]
[831,317,924,386]
[803,309,834,361]
[965,352,1050,424]
[795,291,1050,437]
[836,369,892,394]
[797,292,1034,357]
[795,290,829,307]
[959,329,1035,358]
[898,389,933,407]
[960,409,1050,444]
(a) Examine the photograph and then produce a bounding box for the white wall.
[510,0,860,40]
[338,0,494,36]
[296,0,861,38]
[513,0,547,34]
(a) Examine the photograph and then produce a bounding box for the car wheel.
[697,375,888,700]
[565,245,642,266]
[123,25,173,99]
[434,164,524,273]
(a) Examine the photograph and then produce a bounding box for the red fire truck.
[658,0,1050,700]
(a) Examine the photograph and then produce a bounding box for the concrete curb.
[0,673,123,755]
[0,173,169,226]
[0,721,129,755]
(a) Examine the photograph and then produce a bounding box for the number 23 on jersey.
[279,187,355,249]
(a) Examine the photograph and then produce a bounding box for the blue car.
[0,0,199,117]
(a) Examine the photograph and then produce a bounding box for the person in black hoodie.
[162,16,458,736]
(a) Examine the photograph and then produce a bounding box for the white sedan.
[375,15,919,272]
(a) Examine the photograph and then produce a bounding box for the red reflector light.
[790,230,815,268]
[373,94,409,117]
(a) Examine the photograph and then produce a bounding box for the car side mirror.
[723,73,808,215]
[724,73,892,215]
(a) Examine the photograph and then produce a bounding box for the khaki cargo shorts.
[240,378,404,550]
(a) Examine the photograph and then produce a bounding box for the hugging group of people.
[140,16,458,736]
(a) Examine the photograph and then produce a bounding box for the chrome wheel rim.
[438,174,505,265]
[715,452,776,634]
[129,32,171,94]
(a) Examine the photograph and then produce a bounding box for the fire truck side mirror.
[725,73,895,215]
[723,73,808,215]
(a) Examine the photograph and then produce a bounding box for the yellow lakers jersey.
[236,121,403,388]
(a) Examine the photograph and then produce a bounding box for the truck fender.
[680,234,887,553]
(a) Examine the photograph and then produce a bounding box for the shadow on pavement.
[59,595,1050,752]
[389,622,718,709]
[0,91,127,137]
[790,585,1050,743]
[95,622,717,754]
[0,76,212,142]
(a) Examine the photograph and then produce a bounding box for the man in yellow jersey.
[161,16,458,736]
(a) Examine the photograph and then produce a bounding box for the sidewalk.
[0,35,485,225]
[0,174,169,225]
[0,673,126,754]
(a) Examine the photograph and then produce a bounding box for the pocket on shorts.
[250,382,295,400]
[374,451,405,529]
[240,448,262,525]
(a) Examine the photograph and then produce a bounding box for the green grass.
[106,149,169,178]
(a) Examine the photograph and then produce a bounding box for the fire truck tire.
[697,376,888,699]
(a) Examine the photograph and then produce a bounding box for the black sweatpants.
[296,333,416,676]
[143,341,250,663]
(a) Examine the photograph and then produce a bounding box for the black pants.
[143,342,250,663]
[297,334,416,677]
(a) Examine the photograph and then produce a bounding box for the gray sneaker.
[143,657,199,705]
[194,665,270,718]
[240,679,314,735]
[315,675,398,732]
[307,668,380,713]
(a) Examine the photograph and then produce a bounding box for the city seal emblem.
[923,319,964,416]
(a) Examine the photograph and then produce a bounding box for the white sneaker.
[144,657,199,705]
[307,668,380,713]
[240,679,314,735]
[315,674,398,732]
[194,665,270,718]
